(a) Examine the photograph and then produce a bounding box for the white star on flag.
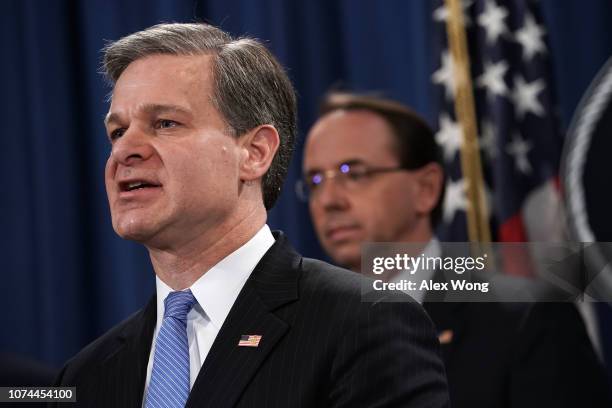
[477,0,509,44]
[476,60,509,100]
[436,113,463,162]
[506,133,533,175]
[432,50,457,101]
[511,75,545,119]
[433,0,473,25]
[515,13,546,61]
[443,178,469,223]
[480,120,498,160]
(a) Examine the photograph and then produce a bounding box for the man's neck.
[147,207,266,290]
[398,221,434,245]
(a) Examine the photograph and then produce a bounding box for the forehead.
[109,54,214,113]
[304,109,399,169]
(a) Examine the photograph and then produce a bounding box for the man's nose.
[314,178,350,211]
[110,127,154,165]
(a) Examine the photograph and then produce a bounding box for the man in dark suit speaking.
[302,91,611,408]
[51,24,449,407]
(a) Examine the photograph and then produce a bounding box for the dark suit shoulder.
[301,257,417,301]
[299,257,450,407]
[299,257,430,325]
[0,353,56,386]
[57,306,149,384]
[300,257,363,289]
[300,257,440,329]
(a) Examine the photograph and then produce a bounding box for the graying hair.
[102,23,297,210]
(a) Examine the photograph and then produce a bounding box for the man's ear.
[414,162,444,215]
[239,125,280,181]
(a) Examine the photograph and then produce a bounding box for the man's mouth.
[119,180,162,192]
[116,179,163,200]
[325,225,361,243]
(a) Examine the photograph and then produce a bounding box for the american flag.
[238,334,262,347]
[431,0,565,261]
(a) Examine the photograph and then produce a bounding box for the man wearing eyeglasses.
[302,93,443,274]
[302,92,611,408]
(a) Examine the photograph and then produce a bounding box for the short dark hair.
[320,92,446,227]
[102,23,297,210]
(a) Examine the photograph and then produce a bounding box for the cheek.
[353,188,384,217]
[104,159,116,198]
[360,186,414,234]
[356,205,384,238]
[172,145,240,200]
[206,140,240,173]
[380,195,418,234]
[309,203,326,233]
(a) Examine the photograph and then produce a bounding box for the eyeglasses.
[296,162,408,202]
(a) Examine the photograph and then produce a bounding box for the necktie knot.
[163,290,196,321]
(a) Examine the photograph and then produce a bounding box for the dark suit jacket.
[0,353,57,408]
[0,353,56,387]
[51,233,449,407]
[423,274,611,408]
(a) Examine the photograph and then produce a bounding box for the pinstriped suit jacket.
[51,233,450,407]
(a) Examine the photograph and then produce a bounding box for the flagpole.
[444,0,492,244]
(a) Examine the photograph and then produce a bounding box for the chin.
[327,245,360,272]
[113,218,157,243]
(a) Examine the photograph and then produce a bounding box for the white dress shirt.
[142,224,275,399]
[390,238,440,304]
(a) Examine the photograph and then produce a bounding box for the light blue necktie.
[145,290,197,408]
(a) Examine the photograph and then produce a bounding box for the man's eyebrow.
[104,104,193,127]
[338,159,366,167]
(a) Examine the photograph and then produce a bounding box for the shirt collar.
[155,224,275,329]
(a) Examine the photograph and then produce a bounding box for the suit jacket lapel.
[96,296,156,407]
[186,232,300,408]
[423,268,466,364]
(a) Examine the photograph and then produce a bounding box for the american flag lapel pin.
[438,330,453,345]
[238,334,262,347]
